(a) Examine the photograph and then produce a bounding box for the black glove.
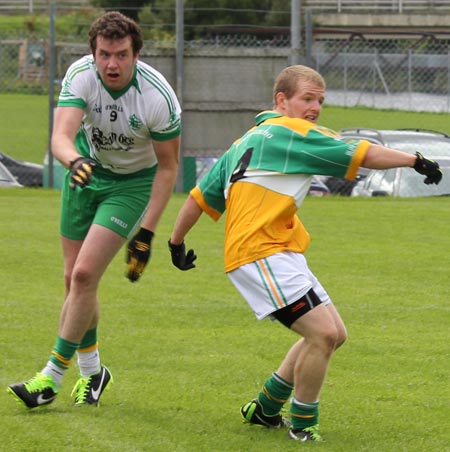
[168,240,197,271]
[413,152,442,185]
[126,228,154,282]
[69,157,97,190]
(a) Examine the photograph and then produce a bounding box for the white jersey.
[57,55,181,174]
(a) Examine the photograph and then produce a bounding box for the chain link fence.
[311,35,450,112]
[1,3,450,192]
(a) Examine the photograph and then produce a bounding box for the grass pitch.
[0,189,449,451]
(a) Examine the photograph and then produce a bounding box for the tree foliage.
[183,0,290,38]
[89,0,291,40]
[90,0,154,22]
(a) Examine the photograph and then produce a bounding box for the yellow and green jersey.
[191,110,370,272]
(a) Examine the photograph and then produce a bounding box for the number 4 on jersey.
[230,147,253,183]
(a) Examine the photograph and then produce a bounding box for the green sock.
[258,372,293,416]
[49,336,80,370]
[78,328,97,350]
[41,336,80,386]
[290,398,319,429]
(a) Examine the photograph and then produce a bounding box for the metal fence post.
[305,8,313,68]
[408,49,412,111]
[47,2,56,188]
[290,0,301,65]
[447,50,450,112]
[344,45,348,105]
[175,0,185,193]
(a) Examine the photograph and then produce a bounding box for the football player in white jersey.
[8,11,181,409]
[167,65,442,442]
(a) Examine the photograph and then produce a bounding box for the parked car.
[351,156,450,197]
[0,152,44,187]
[323,128,450,195]
[340,127,450,156]
[0,162,23,187]
[308,175,331,197]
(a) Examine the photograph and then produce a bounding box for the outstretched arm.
[362,144,416,169]
[363,144,442,185]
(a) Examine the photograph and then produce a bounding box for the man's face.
[94,35,138,90]
[275,79,325,123]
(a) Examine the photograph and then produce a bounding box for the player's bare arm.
[51,106,85,168]
[362,144,416,169]
[168,195,200,271]
[126,136,180,282]
[140,136,180,232]
[363,144,442,184]
[170,195,203,245]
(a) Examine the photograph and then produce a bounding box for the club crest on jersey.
[128,114,143,131]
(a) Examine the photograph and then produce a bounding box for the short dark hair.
[89,11,143,56]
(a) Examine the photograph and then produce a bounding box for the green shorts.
[60,166,157,240]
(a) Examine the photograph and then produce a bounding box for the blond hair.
[273,65,326,104]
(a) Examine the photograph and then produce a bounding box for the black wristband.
[168,241,184,251]
[413,152,424,172]
[69,156,85,169]
[136,228,154,242]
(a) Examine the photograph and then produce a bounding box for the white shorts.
[227,252,331,320]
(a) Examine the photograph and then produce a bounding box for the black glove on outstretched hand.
[69,157,97,190]
[168,240,197,271]
[413,152,443,185]
[126,228,154,282]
